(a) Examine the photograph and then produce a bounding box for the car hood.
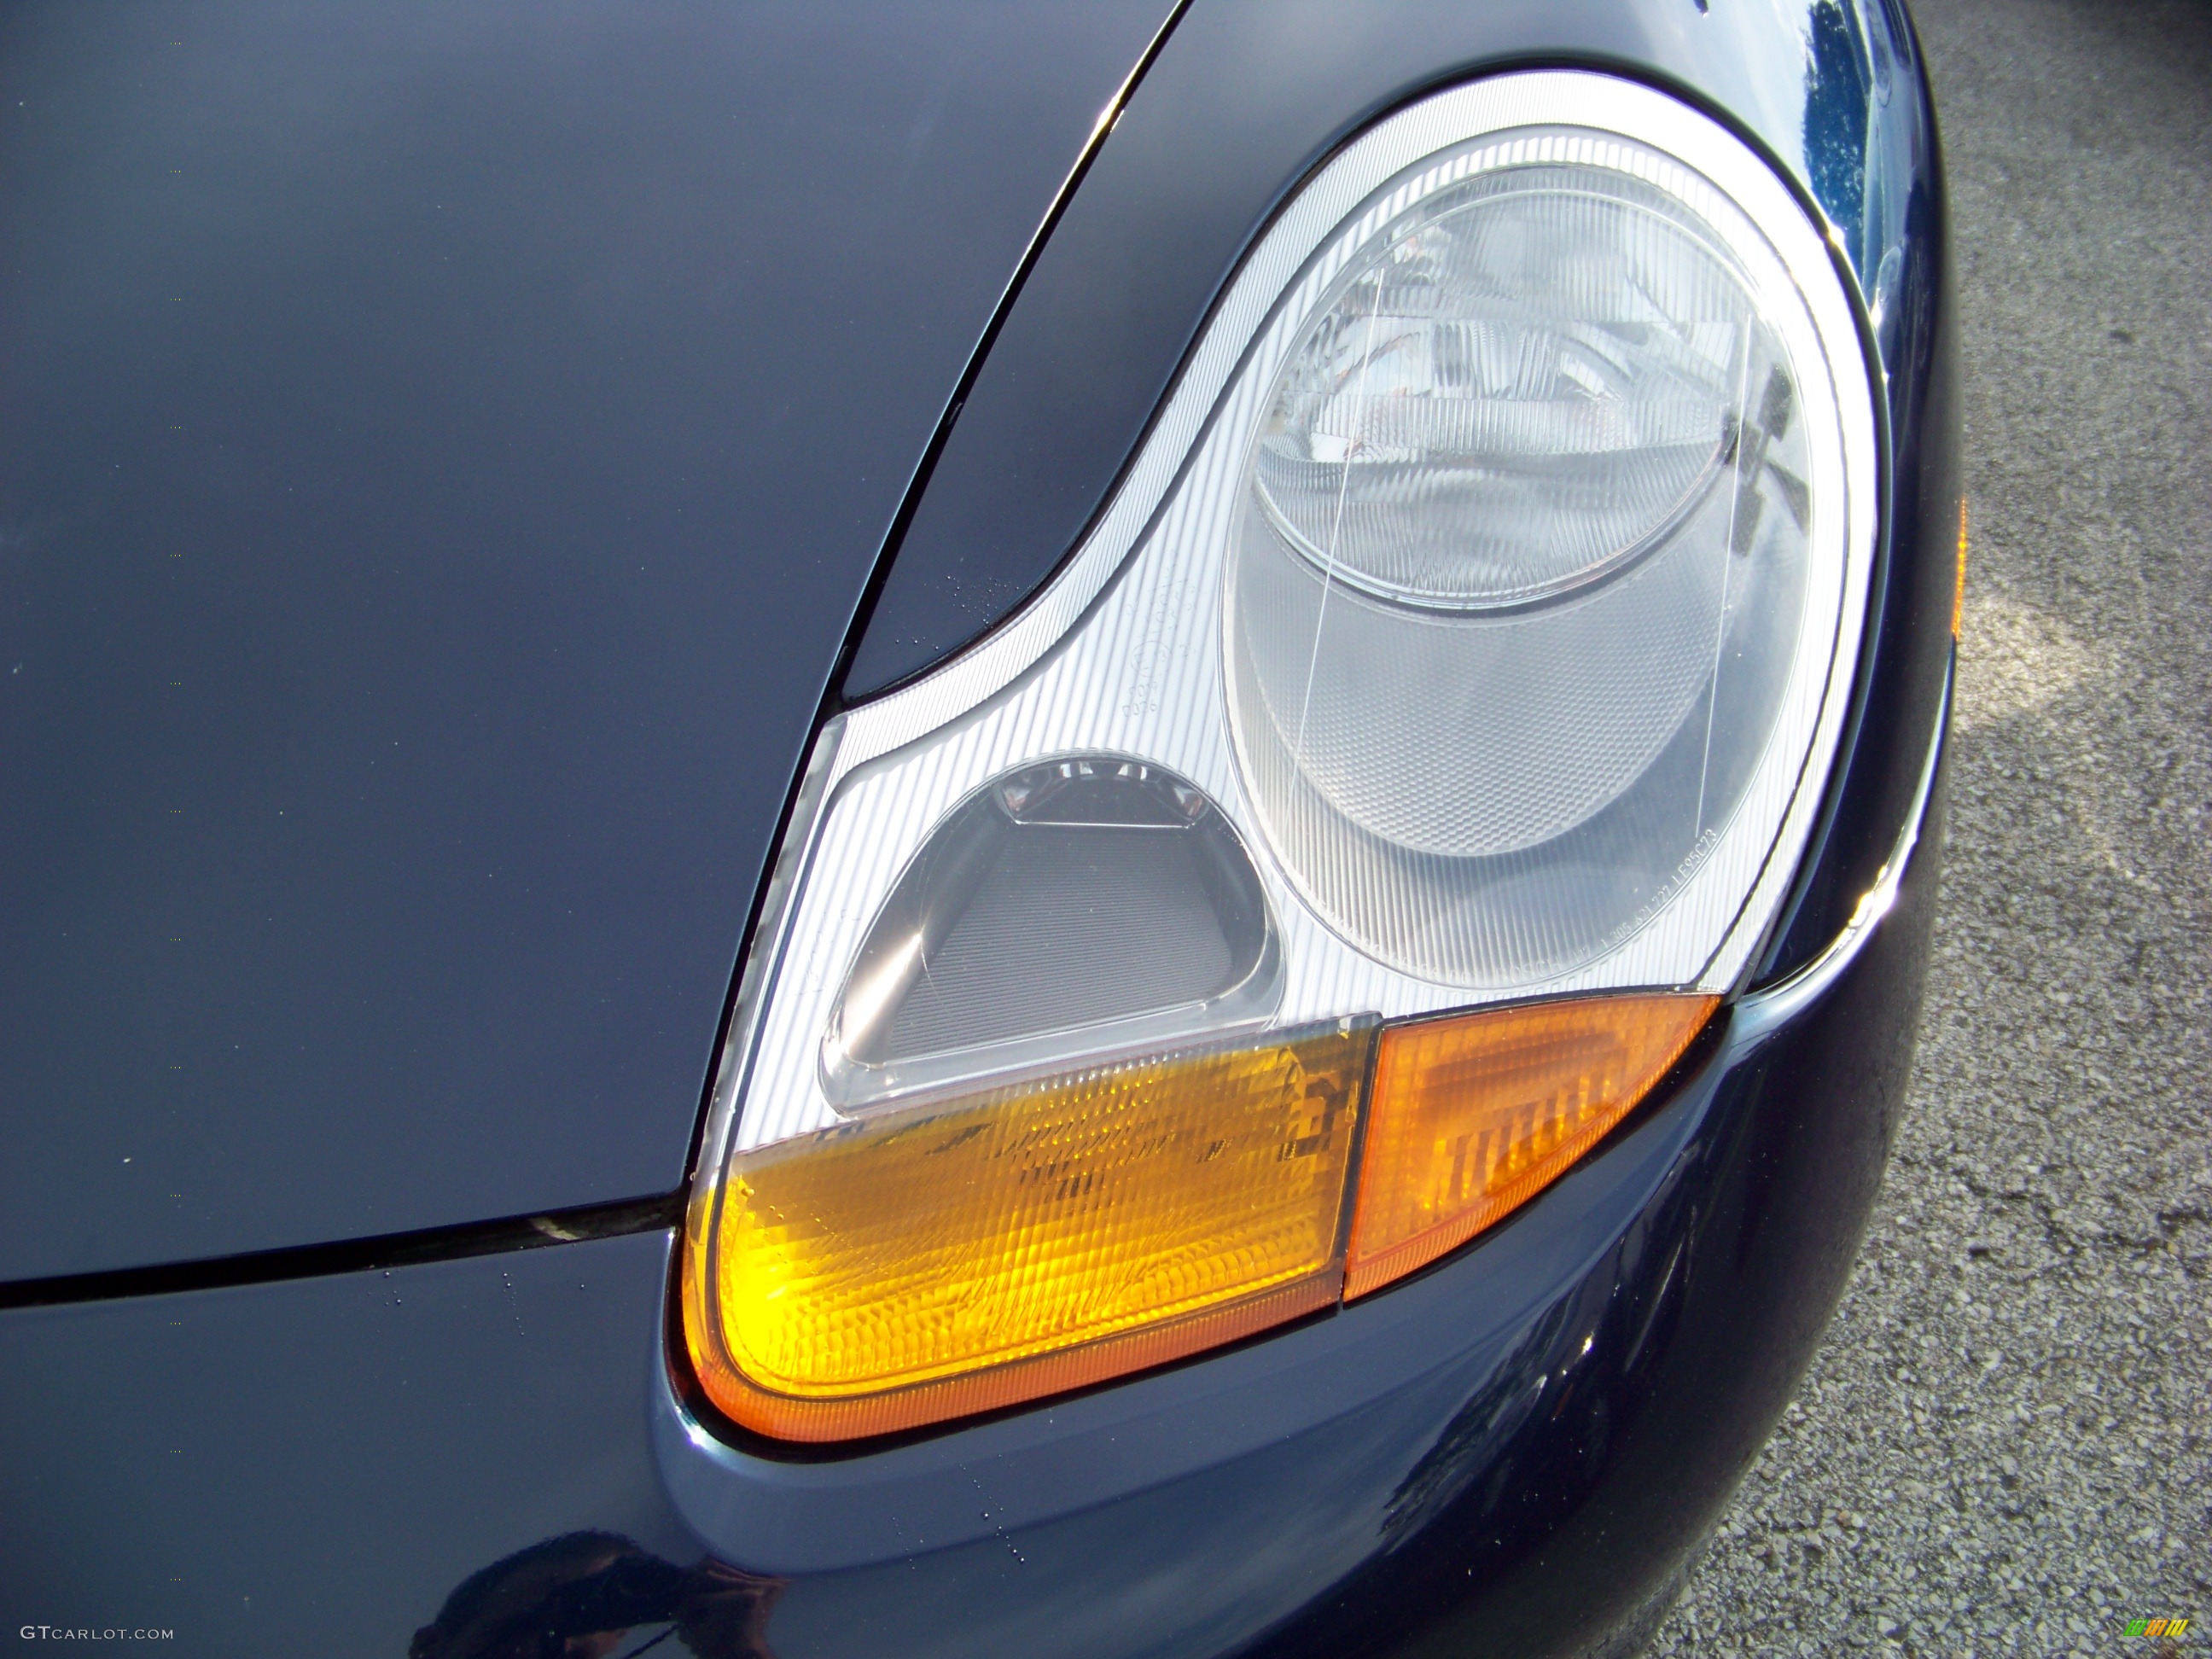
[0,0,1170,1283]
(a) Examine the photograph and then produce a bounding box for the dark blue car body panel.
[0,0,1170,1283]
[0,1,1955,1654]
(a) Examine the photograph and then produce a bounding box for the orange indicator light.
[1344,994,1718,1301]
[684,1021,1372,1441]
[1953,494,1969,638]
[684,994,1719,1441]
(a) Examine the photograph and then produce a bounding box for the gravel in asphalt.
[1644,0,2212,1653]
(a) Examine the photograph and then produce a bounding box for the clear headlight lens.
[683,74,1876,1441]
[1230,141,1819,984]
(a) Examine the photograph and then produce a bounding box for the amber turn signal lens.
[684,1020,1373,1441]
[1344,994,1718,1301]
[1953,495,1969,638]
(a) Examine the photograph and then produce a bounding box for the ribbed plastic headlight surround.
[684,73,1876,1442]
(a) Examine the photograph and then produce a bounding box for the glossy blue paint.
[1760,0,1960,981]
[0,0,1172,1283]
[0,1231,692,1652]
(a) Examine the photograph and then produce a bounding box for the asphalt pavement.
[1644,1,2212,1652]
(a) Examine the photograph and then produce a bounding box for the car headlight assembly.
[683,72,1876,1441]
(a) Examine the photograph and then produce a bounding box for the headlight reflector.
[1249,161,1764,612]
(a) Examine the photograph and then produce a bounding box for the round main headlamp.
[683,74,1876,1441]
[1228,129,1834,984]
